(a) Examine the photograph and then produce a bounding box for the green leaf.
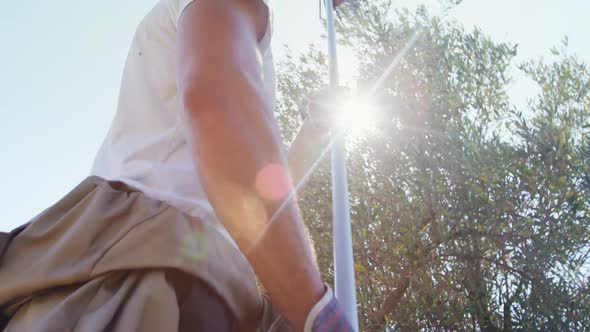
[354,263,368,273]
[498,200,516,211]
[566,189,576,202]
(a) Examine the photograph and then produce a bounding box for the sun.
[334,94,378,138]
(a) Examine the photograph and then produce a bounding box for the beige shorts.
[0,177,289,331]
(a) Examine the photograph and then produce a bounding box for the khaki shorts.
[0,177,288,331]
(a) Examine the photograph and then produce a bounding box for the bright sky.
[1,0,588,231]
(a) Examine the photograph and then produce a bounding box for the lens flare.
[255,163,292,201]
[335,95,378,136]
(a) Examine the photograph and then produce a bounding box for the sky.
[1,0,589,231]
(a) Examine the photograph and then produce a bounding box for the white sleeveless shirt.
[91,0,276,226]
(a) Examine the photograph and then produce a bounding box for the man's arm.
[288,88,347,186]
[176,0,324,329]
[287,119,331,186]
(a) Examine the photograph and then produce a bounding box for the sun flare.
[334,95,378,137]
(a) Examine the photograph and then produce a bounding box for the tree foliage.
[275,1,590,330]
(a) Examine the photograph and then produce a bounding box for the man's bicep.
[176,0,267,94]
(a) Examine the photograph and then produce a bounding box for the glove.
[304,287,354,332]
[259,286,354,332]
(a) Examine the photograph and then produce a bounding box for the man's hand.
[287,87,349,186]
[301,87,350,133]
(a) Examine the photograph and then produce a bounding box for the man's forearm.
[287,119,332,187]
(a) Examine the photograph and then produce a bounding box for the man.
[0,0,353,331]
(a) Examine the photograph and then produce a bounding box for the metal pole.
[324,1,359,329]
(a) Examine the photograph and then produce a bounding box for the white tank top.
[91,0,276,226]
